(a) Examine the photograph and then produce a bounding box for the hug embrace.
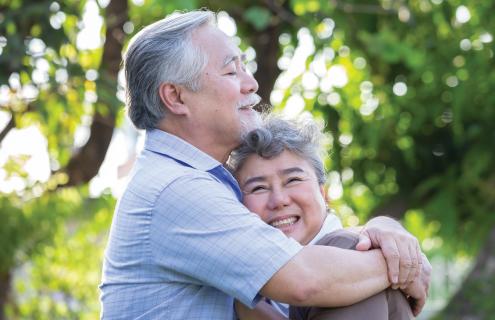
[99,9,431,320]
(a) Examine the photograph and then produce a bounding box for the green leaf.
[243,6,272,31]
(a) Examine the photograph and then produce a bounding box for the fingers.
[380,233,421,288]
[379,235,400,285]
[415,244,422,280]
[397,240,413,288]
[406,286,426,317]
[409,295,426,316]
[399,253,430,317]
[401,240,420,288]
[420,254,432,296]
[362,219,424,289]
[396,235,421,288]
[355,231,372,251]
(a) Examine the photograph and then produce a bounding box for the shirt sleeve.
[150,173,303,307]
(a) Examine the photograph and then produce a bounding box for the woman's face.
[236,150,327,245]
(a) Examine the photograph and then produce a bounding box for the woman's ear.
[158,83,189,115]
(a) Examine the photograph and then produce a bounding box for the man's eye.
[225,66,237,76]
[240,62,247,72]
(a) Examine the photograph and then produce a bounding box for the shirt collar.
[308,213,343,245]
[144,129,221,171]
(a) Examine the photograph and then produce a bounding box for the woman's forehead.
[240,151,314,178]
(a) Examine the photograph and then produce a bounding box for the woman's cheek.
[243,196,266,220]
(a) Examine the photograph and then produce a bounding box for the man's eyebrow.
[222,53,247,67]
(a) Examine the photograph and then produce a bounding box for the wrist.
[367,249,392,287]
[367,216,402,230]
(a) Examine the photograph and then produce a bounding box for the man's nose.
[241,69,259,94]
[267,188,291,210]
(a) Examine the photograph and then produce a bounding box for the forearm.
[261,245,390,307]
[346,216,402,234]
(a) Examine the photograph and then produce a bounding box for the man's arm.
[260,245,390,307]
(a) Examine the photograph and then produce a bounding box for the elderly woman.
[229,115,427,319]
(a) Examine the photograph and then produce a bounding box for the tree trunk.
[437,225,495,319]
[371,194,409,220]
[64,0,128,186]
[223,1,291,108]
[0,271,11,320]
[250,23,282,106]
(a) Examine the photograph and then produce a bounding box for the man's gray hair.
[124,10,215,129]
[229,115,327,184]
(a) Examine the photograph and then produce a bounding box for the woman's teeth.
[270,217,298,228]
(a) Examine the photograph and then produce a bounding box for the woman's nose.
[267,188,291,210]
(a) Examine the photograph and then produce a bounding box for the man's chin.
[239,111,262,137]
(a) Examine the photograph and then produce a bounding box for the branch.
[62,0,128,187]
[440,224,495,317]
[0,113,15,144]
[262,0,300,26]
[330,0,397,15]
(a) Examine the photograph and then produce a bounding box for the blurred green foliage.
[253,0,495,255]
[7,193,114,319]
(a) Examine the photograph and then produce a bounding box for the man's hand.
[354,216,422,288]
[401,253,432,316]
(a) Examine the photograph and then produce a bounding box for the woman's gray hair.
[229,115,327,184]
[124,10,215,129]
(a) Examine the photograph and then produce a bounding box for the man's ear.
[158,83,189,115]
[320,184,329,203]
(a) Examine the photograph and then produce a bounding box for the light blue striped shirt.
[100,129,302,319]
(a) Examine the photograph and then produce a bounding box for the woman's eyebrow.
[242,167,306,187]
[242,175,266,188]
[279,167,305,175]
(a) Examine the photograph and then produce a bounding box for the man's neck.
[157,121,233,164]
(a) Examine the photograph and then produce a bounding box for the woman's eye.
[250,185,267,193]
[287,177,303,184]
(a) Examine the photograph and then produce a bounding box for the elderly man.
[100,10,430,319]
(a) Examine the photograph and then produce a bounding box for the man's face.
[182,24,261,152]
[236,150,327,245]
